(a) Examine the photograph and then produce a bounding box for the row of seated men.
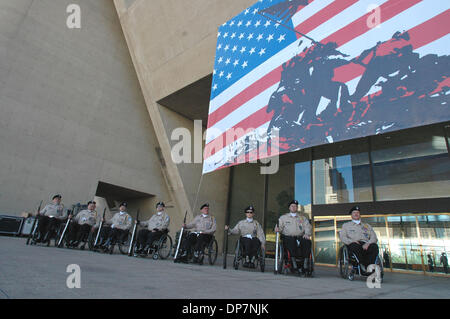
[33,195,379,273]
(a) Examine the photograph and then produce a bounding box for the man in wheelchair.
[225,205,265,268]
[65,201,98,249]
[339,206,379,275]
[179,203,216,264]
[275,200,312,276]
[97,202,132,251]
[134,201,170,255]
[35,194,66,243]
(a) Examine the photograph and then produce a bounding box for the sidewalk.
[1,236,449,299]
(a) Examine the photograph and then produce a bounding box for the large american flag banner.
[203,0,450,174]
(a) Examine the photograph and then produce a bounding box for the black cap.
[288,200,299,207]
[52,194,62,200]
[156,201,165,208]
[87,201,96,205]
[349,206,361,214]
[245,205,255,213]
[200,203,209,210]
[120,202,128,208]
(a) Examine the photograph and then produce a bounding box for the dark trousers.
[282,236,312,266]
[136,229,163,248]
[99,227,128,245]
[182,233,212,253]
[67,223,92,243]
[240,237,261,259]
[37,216,61,240]
[348,242,379,267]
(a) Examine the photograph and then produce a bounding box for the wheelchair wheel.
[87,230,96,251]
[338,246,352,279]
[375,254,384,283]
[304,252,314,277]
[118,232,131,255]
[258,247,265,273]
[233,240,241,270]
[156,234,173,260]
[207,238,218,265]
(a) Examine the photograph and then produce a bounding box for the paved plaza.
[0,236,449,299]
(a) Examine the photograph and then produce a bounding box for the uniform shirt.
[140,212,170,231]
[106,211,132,230]
[40,203,66,220]
[185,214,216,235]
[339,220,378,245]
[229,219,265,246]
[74,209,98,227]
[277,213,312,237]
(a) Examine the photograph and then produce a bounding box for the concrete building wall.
[112,0,256,249]
[0,0,171,218]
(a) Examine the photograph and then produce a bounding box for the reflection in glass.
[417,215,450,274]
[313,152,372,204]
[228,163,265,254]
[314,219,336,264]
[372,128,450,201]
[386,216,423,271]
[266,163,295,243]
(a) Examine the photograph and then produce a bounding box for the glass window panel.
[265,163,297,257]
[228,163,265,254]
[372,125,450,201]
[313,153,372,205]
[314,219,336,265]
[294,161,311,217]
[386,216,423,272]
[417,214,450,274]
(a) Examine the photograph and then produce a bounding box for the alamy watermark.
[366,264,382,289]
[367,4,381,29]
[66,264,81,288]
[66,4,81,29]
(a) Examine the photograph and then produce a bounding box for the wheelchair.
[133,230,173,260]
[174,231,218,265]
[29,217,65,247]
[92,228,131,255]
[232,238,265,272]
[274,236,314,277]
[56,223,94,250]
[338,245,384,282]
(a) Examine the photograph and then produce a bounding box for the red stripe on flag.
[295,0,358,38]
[205,11,449,159]
[207,0,422,129]
[322,0,423,47]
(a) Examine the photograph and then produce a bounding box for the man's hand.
[224,225,229,230]
[182,223,186,228]
[363,243,370,250]
[303,235,310,240]
[275,226,279,233]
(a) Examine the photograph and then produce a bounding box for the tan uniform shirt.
[278,213,312,237]
[141,212,170,231]
[339,221,378,245]
[106,211,132,230]
[229,219,265,246]
[186,214,216,235]
[40,203,66,220]
[74,209,98,226]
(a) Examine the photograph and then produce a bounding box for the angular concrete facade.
[0,0,173,221]
[0,0,250,248]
